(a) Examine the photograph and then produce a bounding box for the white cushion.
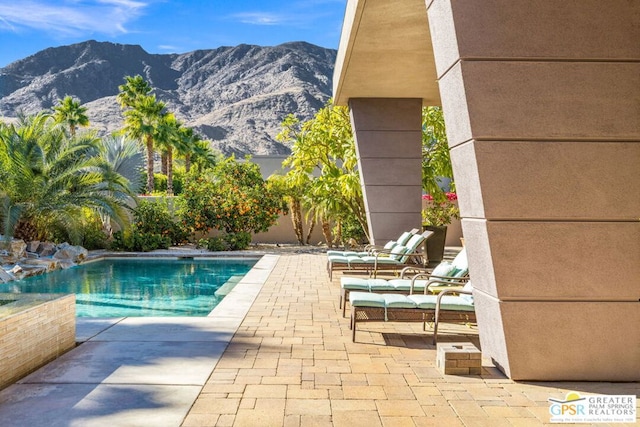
[396,231,413,246]
[430,261,455,278]
[451,248,468,270]
[383,240,397,250]
[460,281,474,304]
[389,244,408,261]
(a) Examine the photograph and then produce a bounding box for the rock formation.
[0,236,88,282]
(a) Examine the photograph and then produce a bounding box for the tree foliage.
[178,157,286,238]
[154,112,181,195]
[99,134,146,195]
[277,99,368,245]
[111,199,187,252]
[0,114,137,243]
[422,106,455,203]
[121,92,166,194]
[266,173,309,244]
[52,95,89,137]
[116,75,152,109]
[118,75,216,195]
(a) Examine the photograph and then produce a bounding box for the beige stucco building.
[333,0,639,380]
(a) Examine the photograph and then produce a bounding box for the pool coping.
[85,249,267,261]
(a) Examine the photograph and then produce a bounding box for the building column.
[349,98,423,245]
[427,0,640,380]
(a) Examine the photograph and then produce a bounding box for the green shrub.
[49,209,109,249]
[110,230,131,251]
[133,232,171,252]
[110,199,187,252]
[197,231,252,251]
[223,231,251,250]
[153,173,168,193]
[134,199,188,245]
[153,168,185,195]
[111,230,171,252]
[173,168,185,194]
[79,213,110,250]
[337,214,367,245]
[198,237,227,252]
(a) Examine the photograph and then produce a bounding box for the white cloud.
[157,44,178,51]
[0,0,148,36]
[231,12,288,26]
[228,1,345,29]
[98,0,146,7]
[0,15,17,32]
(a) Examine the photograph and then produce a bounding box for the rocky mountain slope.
[0,40,336,155]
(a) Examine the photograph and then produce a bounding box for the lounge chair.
[326,228,419,257]
[432,284,476,344]
[349,280,476,343]
[327,231,433,280]
[338,248,469,316]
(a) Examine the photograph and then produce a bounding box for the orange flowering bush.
[178,157,286,245]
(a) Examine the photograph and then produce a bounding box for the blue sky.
[0,0,347,67]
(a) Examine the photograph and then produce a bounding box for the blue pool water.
[0,258,257,317]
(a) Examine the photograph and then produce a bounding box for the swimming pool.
[0,257,257,317]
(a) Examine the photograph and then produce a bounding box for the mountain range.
[0,40,336,156]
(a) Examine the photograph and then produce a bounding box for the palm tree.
[99,135,145,194]
[176,126,197,173]
[190,139,219,173]
[52,95,89,137]
[117,75,152,109]
[0,114,136,243]
[1,114,64,234]
[97,135,145,236]
[154,113,181,195]
[117,75,158,194]
[267,173,310,245]
[122,94,165,194]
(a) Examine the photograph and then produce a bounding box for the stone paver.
[182,253,640,426]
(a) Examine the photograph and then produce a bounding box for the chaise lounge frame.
[339,267,470,317]
[327,231,433,280]
[349,280,476,344]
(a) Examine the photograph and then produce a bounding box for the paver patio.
[182,253,639,427]
[0,250,636,426]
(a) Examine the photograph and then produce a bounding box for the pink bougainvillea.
[422,192,457,202]
[422,192,460,226]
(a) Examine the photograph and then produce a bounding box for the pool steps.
[214,275,244,297]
